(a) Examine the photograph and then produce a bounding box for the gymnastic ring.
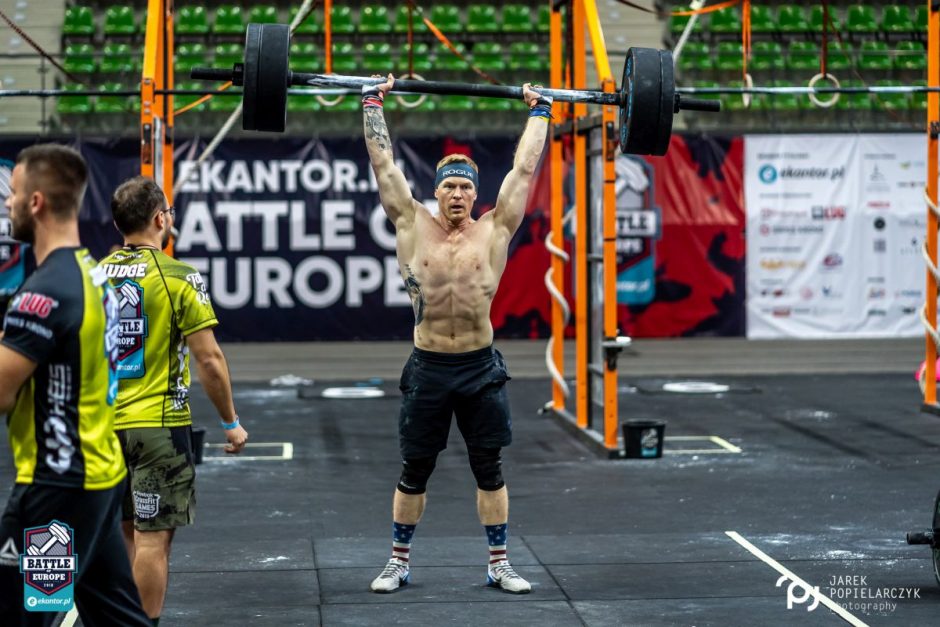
[394,73,428,109]
[808,73,841,109]
[742,72,753,109]
[315,79,347,107]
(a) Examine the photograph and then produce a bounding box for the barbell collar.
[191,65,245,86]
[674,95,721,113]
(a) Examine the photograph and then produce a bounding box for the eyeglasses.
[161,206,176,219]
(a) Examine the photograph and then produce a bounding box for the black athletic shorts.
[0,481,149,627]
[398,345,513,458]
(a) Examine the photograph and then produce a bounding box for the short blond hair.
[436,154,478,172]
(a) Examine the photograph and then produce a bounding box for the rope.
[671,0,741,17]
[543,210,574,400]
[741,0,751,85]
[919,188,940,393]
[0,7,83,84]
[407,3,414,77]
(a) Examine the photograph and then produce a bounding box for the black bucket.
[192,427,207,465]
[622,420,665,459]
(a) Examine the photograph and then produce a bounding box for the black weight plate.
[243,23,290,132]
[242,23,262,131]
[619,48,664,156]
[653,49,675,156]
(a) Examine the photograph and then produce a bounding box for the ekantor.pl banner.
[745,134,927,339]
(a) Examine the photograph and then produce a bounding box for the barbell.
[191,23,720,157]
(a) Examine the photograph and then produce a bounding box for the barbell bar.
[190,22,720,156]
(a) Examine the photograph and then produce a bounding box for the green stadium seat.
[63,6,95,36]
[362,42,392,73]
[429,5,462,33]
[214,43,244,70]
[289,6,322,33]
[750,5,776,35]
[895,41,926,72]
[916,6,928,32]
[174,81,208,112]
[103,6,137,36]
[96,83,130,113]
[330,6,356,34]
[508,42,545,73]
[290,42,321,73]
[722,80,750,112]
[537,5,550,33]
[466,5,498,33]
[100,43,137,74]
[881,6,915,33]
[676,42,712,74]
[830,79,864,111]
[750,41,784,73]
[809,5,841,32]
[176,6,209,35]
[57,84,92,115]
[288,93,322,113]
[786,41,819,73]
[824,42,852,73]
[323,95,360,113]
[768,80,802,112]
[398,43,433,74]
[176,43,208,74]
[709,7,741,34]
[208,88,240,112]
[846,5,878,34]
[502,5,533,33]
[330,42,357,73]
[360,5,392,33]
[436,43,470,72]
[62,43,96,74]
[440,95,475,112]
[212,6,244,36]
[872,80,909,111]
[478,98,512,112]
[911,80,927,110]
[393,6,428,34]
[248,5,279,25]
[716,42,743,72]
[472,42,505,72]
[777,5,809,33]
[858,41,892,72]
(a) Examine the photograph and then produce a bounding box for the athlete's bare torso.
[396,206,508,353]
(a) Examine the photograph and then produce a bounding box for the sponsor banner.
[745,134,925,338]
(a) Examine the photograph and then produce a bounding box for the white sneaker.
[486,561,531,594]
[370,558,410,593]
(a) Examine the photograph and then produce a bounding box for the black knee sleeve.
[397,455,437,495]
[468,446,505,491]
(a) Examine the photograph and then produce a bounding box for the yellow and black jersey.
[99,247,217,429]
[1,247,125,490]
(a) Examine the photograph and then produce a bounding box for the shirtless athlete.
[362,75,550,594]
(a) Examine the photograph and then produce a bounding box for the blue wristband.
[220,417,239,430]
[529,104,552,119]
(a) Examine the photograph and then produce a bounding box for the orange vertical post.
[926,0,939,406]
[324,0,333,74]
[549,2,566,411]
[580,0,619,449]
[573,0,589,429]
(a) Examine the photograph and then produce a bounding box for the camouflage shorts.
[116,425,196,531]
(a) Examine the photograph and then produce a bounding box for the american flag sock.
[485,523,509,565]
[392,522,416,563]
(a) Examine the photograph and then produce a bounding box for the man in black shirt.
[0,144,149,626]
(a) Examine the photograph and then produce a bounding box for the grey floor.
[6,337,940,626]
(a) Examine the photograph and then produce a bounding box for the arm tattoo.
[403,264,425,326]
[364,108,391,154]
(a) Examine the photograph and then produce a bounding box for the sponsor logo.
[761,288,787,298]
[874,238,886,253]
[102,263,147,279]
[760,259,807,271]
[873,217,886,231]
[820,285,843,299]
[758,165,778,183]
[896,289,922,299]
[185,272,211,305]
[867,309,888,317]
[868,288,886,300]
[811,206,846,221]
[822,253,843,270]
[903,306,917,315]
[867,276,886,284]
[115,280,147,379]
[9,292,58,318]
[800,286,814,301]
[760,208,807,220]
[867,201,891,209]
[20,521,77,612]
[759,224,770,236]
[133,492,160,519]
[772,307,791,317]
